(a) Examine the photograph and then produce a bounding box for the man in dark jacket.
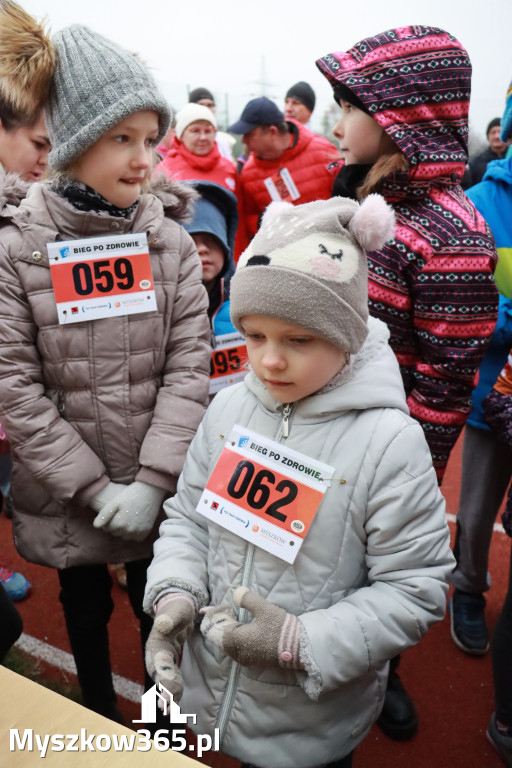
[466,117,507,187]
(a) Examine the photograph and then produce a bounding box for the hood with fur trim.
[0,172,197,227]
[317,26,471,191]
[0,164,30,210]
[143,174,198,223]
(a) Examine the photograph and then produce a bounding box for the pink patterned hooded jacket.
[317,26,499,481]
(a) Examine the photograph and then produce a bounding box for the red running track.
[0,432,509,768]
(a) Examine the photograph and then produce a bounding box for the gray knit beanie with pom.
[230,195,395,354]
[45,25,171,171]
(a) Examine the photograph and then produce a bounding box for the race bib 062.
[196,425,334,563]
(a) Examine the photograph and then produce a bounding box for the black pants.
[241,752,354,768]
[58,559,153,716]
[0,581,23,662]
[492,541,512,724]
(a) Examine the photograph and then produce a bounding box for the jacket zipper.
[215,543,256,744]
[281,403,292,438]
[215,402,293,745]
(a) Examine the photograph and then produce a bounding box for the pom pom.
[348,193,395,252]
[260,200,293,226]
[154,614,176,634]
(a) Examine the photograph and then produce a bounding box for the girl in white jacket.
[143,195,455,768]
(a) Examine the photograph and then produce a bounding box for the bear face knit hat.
[230,195,395,353]
[45,25,172,171]
[175,103,216,140]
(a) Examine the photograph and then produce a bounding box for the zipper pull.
[282,403,292,438]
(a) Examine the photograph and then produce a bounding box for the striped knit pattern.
[277,612,302,669]
[317,26,499,481]
[155,591,196,615]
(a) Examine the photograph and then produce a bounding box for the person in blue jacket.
[449,85,512,656]
[183,181,238,337]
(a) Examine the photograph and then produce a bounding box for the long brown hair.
[357,152,409,199]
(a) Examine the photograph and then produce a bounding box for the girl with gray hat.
[0,1,210,723]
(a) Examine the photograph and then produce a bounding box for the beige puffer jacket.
[0,177,210,568]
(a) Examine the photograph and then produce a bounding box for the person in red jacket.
[154,103,237,194]
[228,97,339,258]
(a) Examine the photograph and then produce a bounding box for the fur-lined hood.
[145,174,198,223]
[0,171,198,229]
[0,164,30,211]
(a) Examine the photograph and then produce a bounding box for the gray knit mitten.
[200,587,303,670]
[145,593,197,701]
[88,482,129,513]
[92,481,166,541]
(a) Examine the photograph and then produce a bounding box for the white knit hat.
[175,103,216,140]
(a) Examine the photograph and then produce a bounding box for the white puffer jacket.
[144,318,454,768]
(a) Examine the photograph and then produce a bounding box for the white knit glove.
[93,481,166,541]
[145,593,197,703]
[88,482,129,513]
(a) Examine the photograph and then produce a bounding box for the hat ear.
[259,200,293,226]
[348,193,395,252]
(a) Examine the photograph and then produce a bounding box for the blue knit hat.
[501,81,512,142]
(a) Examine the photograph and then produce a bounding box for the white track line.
[446,512,505,534]
[14,633,144,703]
[11,514,505,707]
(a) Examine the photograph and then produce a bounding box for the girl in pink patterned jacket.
[316,23,499,744]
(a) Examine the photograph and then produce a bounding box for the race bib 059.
[48,233,157,323]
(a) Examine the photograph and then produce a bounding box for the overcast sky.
[24,0,511,144]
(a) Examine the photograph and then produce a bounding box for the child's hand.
[92,481,165,541]
[88,481,128,513]
[145,593,197,702]
[200,587,304,670]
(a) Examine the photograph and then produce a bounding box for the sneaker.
[377,670,418,741]
[487,714,512,766]
[0,566,32,601]
[449,590,489,655]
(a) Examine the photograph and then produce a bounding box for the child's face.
[191,232,225,288]
[333,100,395,165]
[70,110,159,208]
[181,120,216,156]
[241,315,346,403]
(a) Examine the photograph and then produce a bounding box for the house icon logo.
[133,683,196,725]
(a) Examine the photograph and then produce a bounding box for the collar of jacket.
[5,182,165,265]
[243,317,408,422]
[247,120,314,169]
[169,136,222,171]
